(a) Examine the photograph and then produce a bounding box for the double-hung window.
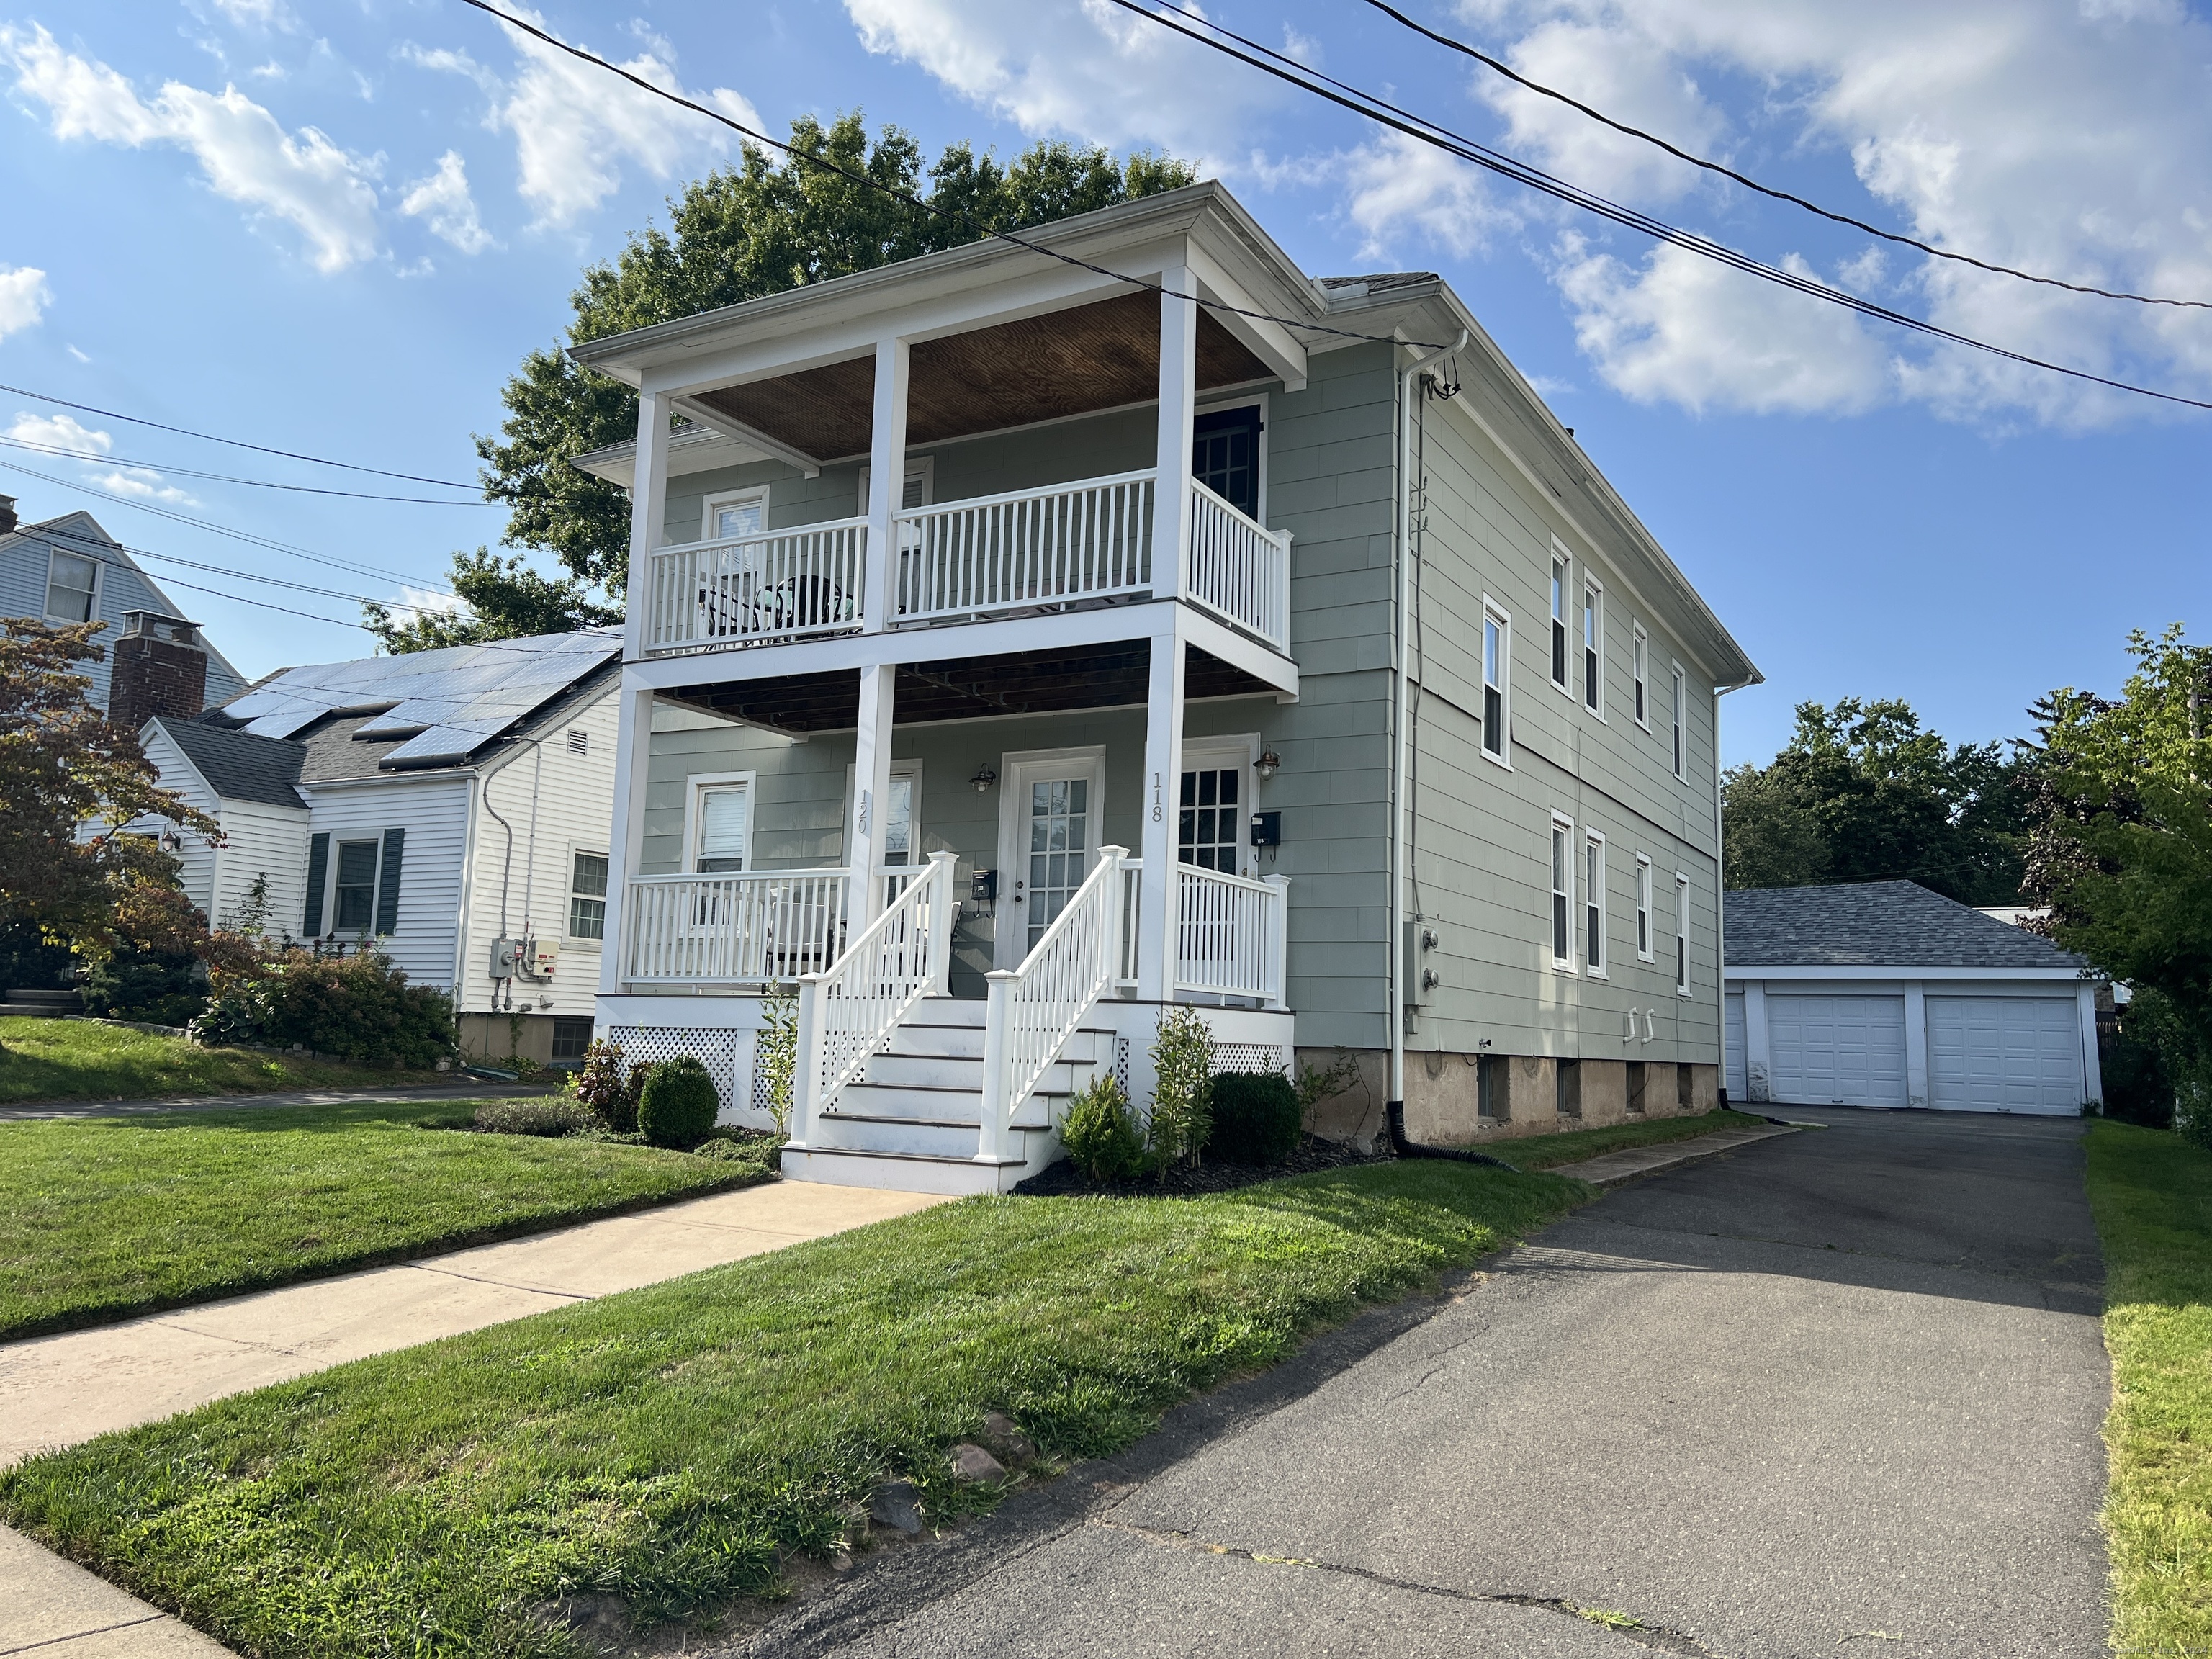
[1550,817,1573,968]
[1635,855,1653,961]
[1675,872,1691,994]
[1582,579,1603,714]
[1583,831,1606,974]
[1550,553,1570,691]
[333,839,380,932]
[1671,665,1688,780]
[693,781,750,873]
[1480,602,1509,763]
[1632,625,1649,728]
[45,551,97,623]
[568,851,608,940]
[703,488,765,542]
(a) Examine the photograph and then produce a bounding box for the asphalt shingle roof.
[1723,880,2082,971]
[151,716,305,809]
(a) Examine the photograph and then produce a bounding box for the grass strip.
[1492,1107,1767,1172]
[0,1161,1586,1658]
[2085,1118,2212,1652]
[0,1015,449,1104]
[0,1101,766,1339]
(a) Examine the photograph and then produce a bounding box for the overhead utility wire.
[21,515,454,616]
[0,433,498,504]
[1357,0,2212,312]
[0,380,480,491]
[1107,0,2212,415]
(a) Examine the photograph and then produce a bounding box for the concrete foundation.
[457,1012,592,1069]
[1322,1047,1718,1148]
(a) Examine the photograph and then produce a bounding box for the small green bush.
[1147,1006,1215,1174]
[473,1097,596,1137]
[193,947,454,1067]
[1208,1071,1303,1165]
[572,1038,642,1132]
[637,1055,720,1148]
[1059,1073,1146,1182]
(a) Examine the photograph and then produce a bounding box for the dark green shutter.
[302,832,329,937]
[373,827,405,936]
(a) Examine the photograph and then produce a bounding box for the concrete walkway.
[0,1179,945,1658]
[0,1082,545,1122]
[1546,1120,1798,1187]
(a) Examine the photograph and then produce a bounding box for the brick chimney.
[109,611,209,730]
[0,495,17,536]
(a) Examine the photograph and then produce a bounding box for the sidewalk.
[0,1082,546,1122]
[0,1178,945,1658]
[1547,1121,1799,1187]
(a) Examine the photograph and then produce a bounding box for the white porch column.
[1136,615,1187,1002]
[1152,264,1197,599]
[1903,980,1930,1107]
[624,390,673,652]
[848,663,897,925]
[1743,978,1771,1103]
[597,682,656,997]
[864,337,910,633]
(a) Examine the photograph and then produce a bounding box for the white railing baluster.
[642,517,868,655]
[895,472,1156,625]
[620,870,855,985]
[1173,865,1290,1005]
[1182,478,1292,651]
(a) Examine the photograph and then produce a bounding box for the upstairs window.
[1550,818,1573,967]
[1583,832,1606,974]
[1671,664,1687,779]
[1193,405,1262,518]
[568,851,608,940]
[1632,625,1649,728]
[1550,554,1569,690]
[1635,855,1653,960]
[703,487,765,542]
[1481,603,1509,763]
[1583,579,1603,714]
[45,550,96,623]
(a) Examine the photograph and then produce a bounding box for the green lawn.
[0,1101,768,1340]
[0,1161,1587,1658]
[2086,1118,2212,1653]
[1490,1107,1768,1172]
[0,1015,449,1103]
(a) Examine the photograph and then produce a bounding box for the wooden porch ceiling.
[690,292,1272,462]
[662,639,1270,733]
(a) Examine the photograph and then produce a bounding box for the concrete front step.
[814,1111,1051,1158]
[781,1142,1033,1196]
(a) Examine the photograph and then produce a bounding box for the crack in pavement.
[1087,1516,1725,1657]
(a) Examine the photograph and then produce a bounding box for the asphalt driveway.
[739,1110,2108,1659]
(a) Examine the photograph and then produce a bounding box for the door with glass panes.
[994,749,1106,968]
[1178,747,1251,877]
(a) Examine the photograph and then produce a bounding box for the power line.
[1105,0,2212,415]
[0,433,500,505]
[1358,0,2212,313]
[0,380,481,490]
[24,518,454,616]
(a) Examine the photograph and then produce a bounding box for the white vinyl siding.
[306,778,470,989]
[1768,993,1909,1108]
[1927,995,2084,1115]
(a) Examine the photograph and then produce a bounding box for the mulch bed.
[1012,1135,1398,1198]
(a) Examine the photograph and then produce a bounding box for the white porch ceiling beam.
[669,395,824,478]
[1186,242,1306,392]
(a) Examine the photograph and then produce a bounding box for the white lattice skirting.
[1211,1042,1288,1075]
[604,1025,761,1121]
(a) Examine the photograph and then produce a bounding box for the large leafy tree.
[364,549,619,655]
[1722,698,2028,905]
[469,117,1194,611]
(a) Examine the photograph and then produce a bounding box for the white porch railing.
[1184,478,1292,651]
[894,471,1155,624]
[1174,866,1290,1007]
[791,851,960,1141]
[644,518,868,654]
[621,871,853,984]
[978,845,1133,1162]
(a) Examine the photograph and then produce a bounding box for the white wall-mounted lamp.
[1253,748,1281,781]
[969,764,998,794]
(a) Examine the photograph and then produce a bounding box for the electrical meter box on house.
[524,938,560,979]
[490,938,520,979]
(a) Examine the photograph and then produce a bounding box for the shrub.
[474,1097,595,1137]
[1208,1071,1303,1165]
[1146,1006,1215,1175]
[573,1038,640,1131]
[638,1055,720,1148]
[80,945,204,1028]
[192,945,454,1067]
[755,986,797,1133]
[1059,1073,1146,1182]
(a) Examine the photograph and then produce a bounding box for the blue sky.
[1,0,2207,767]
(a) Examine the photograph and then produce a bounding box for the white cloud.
[0,265,50,341]
[0,24,382,272]
[399,150,493,254]
[1453,0,2212,426]
[5,410,194,503]
[404,13,760,228]
[210,0,296,27]
[65,344,89,364]
[1340,134,1505,261]
[86,466,194,505]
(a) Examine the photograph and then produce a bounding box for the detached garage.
[1724,881,2100,1117]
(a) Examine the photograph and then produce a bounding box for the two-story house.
[572,181,1759,1193]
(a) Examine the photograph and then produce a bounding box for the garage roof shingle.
[1723,880,2082,971]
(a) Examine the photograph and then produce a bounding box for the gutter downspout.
[1387,327,1466,1142]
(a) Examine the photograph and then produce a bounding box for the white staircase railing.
[1174,866,1290,1007]
[644,518,868,654]
[1184,478,1292,651]
[894,472,1154,624]
[622,871,853,984]
[978,845,1133,1163]
[791,850,959,1143]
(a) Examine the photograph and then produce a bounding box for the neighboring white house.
[128,630,622,1066]
[1724,881,2102,1116]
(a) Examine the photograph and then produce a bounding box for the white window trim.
[1548,543,1573,697]
[701,485,769,544]
[1193,391,1271,522]
[1583,827,1609,978]
[858,454,936,516]
[682,770,758,872]
[1480,596,1512,770]
[1549,811,1576,973]
[328,835,386,938]
[1670,661,1688,782]
[1635,853,1654,962]
[43,546,100,626]
[565,844,610,945]
[1581,573,1606,721]
[1675,871,1692,995]
[1631,623,1650,732]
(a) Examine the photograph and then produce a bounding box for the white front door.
[996,747,1107,968]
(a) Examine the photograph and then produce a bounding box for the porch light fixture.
[1253,748,1281,781]
[969,764,998,794]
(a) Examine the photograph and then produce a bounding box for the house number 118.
[1151,771,1164,822]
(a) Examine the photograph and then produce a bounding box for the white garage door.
[1725,992,1747,1101]
[1768,994,1908,1107]
[1927,996,2083,1115]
